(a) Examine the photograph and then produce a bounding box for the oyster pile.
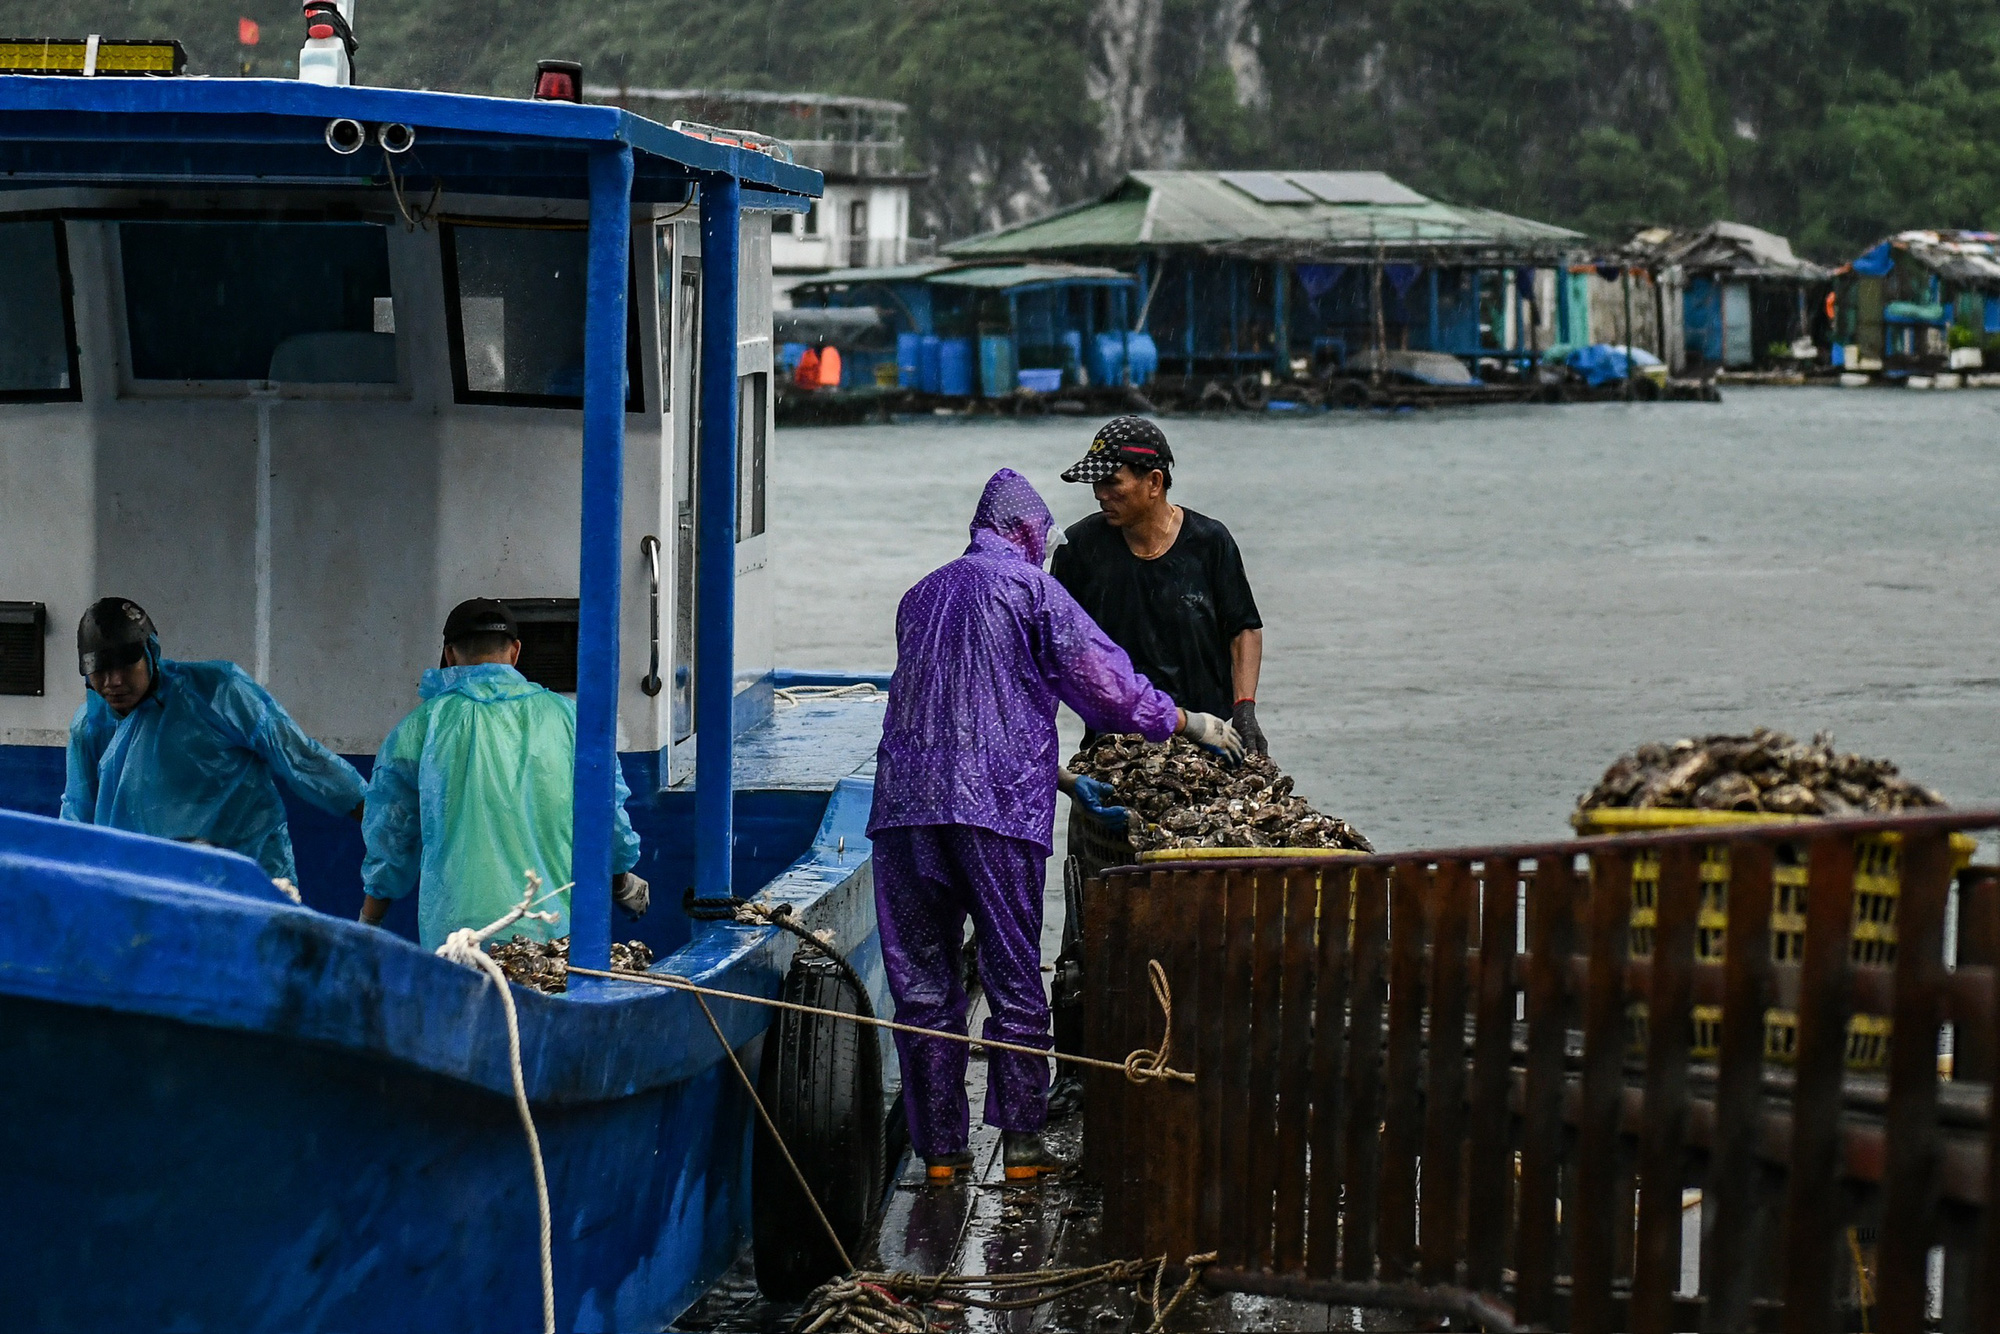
[483,935,656,995]
[1578,729,1946,815]
[1070,734,1373,852]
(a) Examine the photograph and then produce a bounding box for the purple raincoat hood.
[868,468,1178,852]
[965,468,1054,567]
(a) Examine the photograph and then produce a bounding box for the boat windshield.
[442,221,642,409]
[120,220,396,384]
[0,219,77,399]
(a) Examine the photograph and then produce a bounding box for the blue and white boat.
[0,41,894,1333]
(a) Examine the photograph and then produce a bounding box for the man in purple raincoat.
[868,468,1243,1182]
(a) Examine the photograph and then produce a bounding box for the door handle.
[640,534,663,696]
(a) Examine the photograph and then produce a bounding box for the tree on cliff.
[9,0,1999,254]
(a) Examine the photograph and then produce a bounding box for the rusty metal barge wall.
[1080,810,2000,1333]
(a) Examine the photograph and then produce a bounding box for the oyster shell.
[1070,734,1374,854]
[1578,729,1946,816]
[484,935,656,994]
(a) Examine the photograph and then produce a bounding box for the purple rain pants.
[871,822,1051,1159]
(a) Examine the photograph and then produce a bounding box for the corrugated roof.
[791,259,956,287]
[929,263,1132,290]
[1873,230,2000,285]
[946,171,1581,262]
[786,259,1134,294]
[1622,221,1828,279]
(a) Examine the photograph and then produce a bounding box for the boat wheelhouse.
[0,70,892,1332]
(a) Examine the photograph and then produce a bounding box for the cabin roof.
[944,170,1582,263]
[1624,221,1828,280]
[790,259,1135,295]
[0,75,823,205]
[1844,230,2000,286]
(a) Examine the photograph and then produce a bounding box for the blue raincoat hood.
[418,662,548,704]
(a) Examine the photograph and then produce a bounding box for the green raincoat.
[361,663,641,950]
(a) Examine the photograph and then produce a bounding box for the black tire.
[1330,378,1371,409]
[752,951,884,1300]
[1233,374,1271,410]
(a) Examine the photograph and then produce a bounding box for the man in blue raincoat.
[62,597,367,884]
[358,598,646,950]
[868,469,1242,1182]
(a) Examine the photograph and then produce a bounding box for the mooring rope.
[660,949,1217,1334]
[564,962,1194,1085]
[773,683,885,708]
[791,1253,1220,1332]
[432,873,569,1334]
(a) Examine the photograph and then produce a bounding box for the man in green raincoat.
[358,599,646,949]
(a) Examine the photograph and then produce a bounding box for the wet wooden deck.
[676,1030,1433,1332]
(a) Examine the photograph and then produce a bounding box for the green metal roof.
[793,259,956,286]
[928,263,1131,290]
[945,171,1583,263]
[788,259,1133,294]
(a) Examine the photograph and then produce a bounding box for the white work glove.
[614,872,651,918]
[1179,710,1245,764]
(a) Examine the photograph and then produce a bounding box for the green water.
[773,388,2000,855]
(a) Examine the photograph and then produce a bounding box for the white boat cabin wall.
[0,187,780,792]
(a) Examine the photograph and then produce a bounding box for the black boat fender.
[751,949,886,1300]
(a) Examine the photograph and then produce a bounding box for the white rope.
[773,683,885,708]
[434,872,565,1334]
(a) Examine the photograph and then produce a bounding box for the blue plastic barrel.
[1091,333,1127,387]
[978,335,1017,398]
[938,339,975,397]
[896,332,922,388]
[1124,332,1159,385]
[918,335,942,394]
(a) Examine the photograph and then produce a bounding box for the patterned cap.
[1060,415,1174,484]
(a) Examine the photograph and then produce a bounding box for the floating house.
[943,170,1583,386]
[785,258,1140,395]
[1622,222,1829,371]
[1831,230,2000,372]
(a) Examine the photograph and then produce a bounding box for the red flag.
[238,16,260,44]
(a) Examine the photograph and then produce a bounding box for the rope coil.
[1122,960,1181,1084]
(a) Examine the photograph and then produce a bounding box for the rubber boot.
[1001,1130,1066,1181]
[924,1150,974,1183]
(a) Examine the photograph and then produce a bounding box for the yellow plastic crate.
[1573,808,1973,1071]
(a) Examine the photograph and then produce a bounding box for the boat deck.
[677,1021,1430,1333]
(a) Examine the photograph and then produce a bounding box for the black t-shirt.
[1050,507,1262,719]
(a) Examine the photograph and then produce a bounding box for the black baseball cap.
[1060,415,1174,484]
[442,597,519,644]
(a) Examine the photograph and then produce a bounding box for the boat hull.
[0,772,888,1333]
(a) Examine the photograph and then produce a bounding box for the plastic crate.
[1573,808,1974,1071]
[1067,808,1139,885]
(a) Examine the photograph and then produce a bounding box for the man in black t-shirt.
[1050,416,1267,754]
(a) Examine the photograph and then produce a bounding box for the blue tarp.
[1551,342,1663,386]
[1851,242,1895,277]
[1883,301,1948,325]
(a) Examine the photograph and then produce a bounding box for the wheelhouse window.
[119,221,396,383]
[737,371,767,541]
[441,222,642,410]
[0,219,80,400]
